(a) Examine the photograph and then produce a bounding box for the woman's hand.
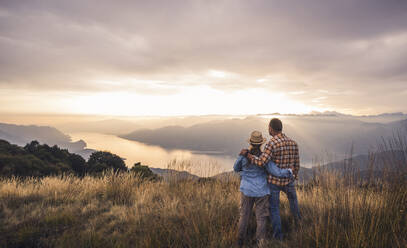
[239,149,249,157]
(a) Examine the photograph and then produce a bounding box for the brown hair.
[249,144,262,156]
[269,118,283,132]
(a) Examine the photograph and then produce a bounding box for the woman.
[234,130,293,246]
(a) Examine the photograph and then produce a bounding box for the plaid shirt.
[247,133,300,186]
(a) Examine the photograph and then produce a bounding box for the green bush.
[86,151,127,174]
[130,162,160,181]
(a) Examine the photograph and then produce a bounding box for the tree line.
[0,139,158,180]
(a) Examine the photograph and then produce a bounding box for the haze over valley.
[1,112,406,176]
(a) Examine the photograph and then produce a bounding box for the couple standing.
[233,118,301,246]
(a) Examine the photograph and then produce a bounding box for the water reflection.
[69,132,235,177]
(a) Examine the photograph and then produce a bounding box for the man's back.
[248,133,300,186]
[266,133,299,186]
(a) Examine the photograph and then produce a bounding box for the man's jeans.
[269,181,301,240]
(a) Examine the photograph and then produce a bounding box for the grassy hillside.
[0,169,406,248]
[1,136,406,247]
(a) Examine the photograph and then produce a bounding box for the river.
[68,132,235,177]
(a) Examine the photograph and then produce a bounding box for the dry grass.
[0,169,405,248]
[0,172,240,247]
[1,134,407,247]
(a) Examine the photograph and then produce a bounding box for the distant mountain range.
[56,115,236,135]
[149,167,200,181]
[58,119,141,135]
[121,117,266,155]
[52,112,407,135]
[1,113,406,170]
[297,149,406,182]
[258,111,407,118]
[0,123,94,159]
[0,119,404,182]
[121,116,407,165]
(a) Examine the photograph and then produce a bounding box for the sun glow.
[64,85,322,116]
[0,78,327,116]
[207,70,236,78]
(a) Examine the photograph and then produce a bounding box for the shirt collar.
[273,132,285,139]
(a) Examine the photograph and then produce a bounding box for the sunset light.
[1,83,324,116]
[1,0,406,117]
[0,1,406,246]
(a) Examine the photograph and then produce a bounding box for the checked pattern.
[248,133,300,186]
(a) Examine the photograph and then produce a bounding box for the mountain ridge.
[121,116,407,164]
[0,123,94,159]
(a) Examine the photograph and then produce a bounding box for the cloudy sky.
[1,0,406,116]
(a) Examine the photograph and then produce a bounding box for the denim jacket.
[234,155,292,197]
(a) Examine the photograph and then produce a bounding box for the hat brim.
[247,138,266,145]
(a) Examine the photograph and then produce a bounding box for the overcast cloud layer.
[1,0,407,115]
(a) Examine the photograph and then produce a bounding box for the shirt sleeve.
[247,141,273,167]
[233,155,245,172]
[265,160,291,177]
[293,145,300,180]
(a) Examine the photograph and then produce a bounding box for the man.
[240,118,301,240]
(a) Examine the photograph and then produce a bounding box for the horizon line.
[0,111,406,119]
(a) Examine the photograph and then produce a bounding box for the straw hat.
[247,130,266,145]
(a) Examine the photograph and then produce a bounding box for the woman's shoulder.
[243,162,266,172]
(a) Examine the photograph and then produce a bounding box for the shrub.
[130,162,160,181]
[86,151,127,174]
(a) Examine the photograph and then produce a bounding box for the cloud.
[0,0,406,114]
